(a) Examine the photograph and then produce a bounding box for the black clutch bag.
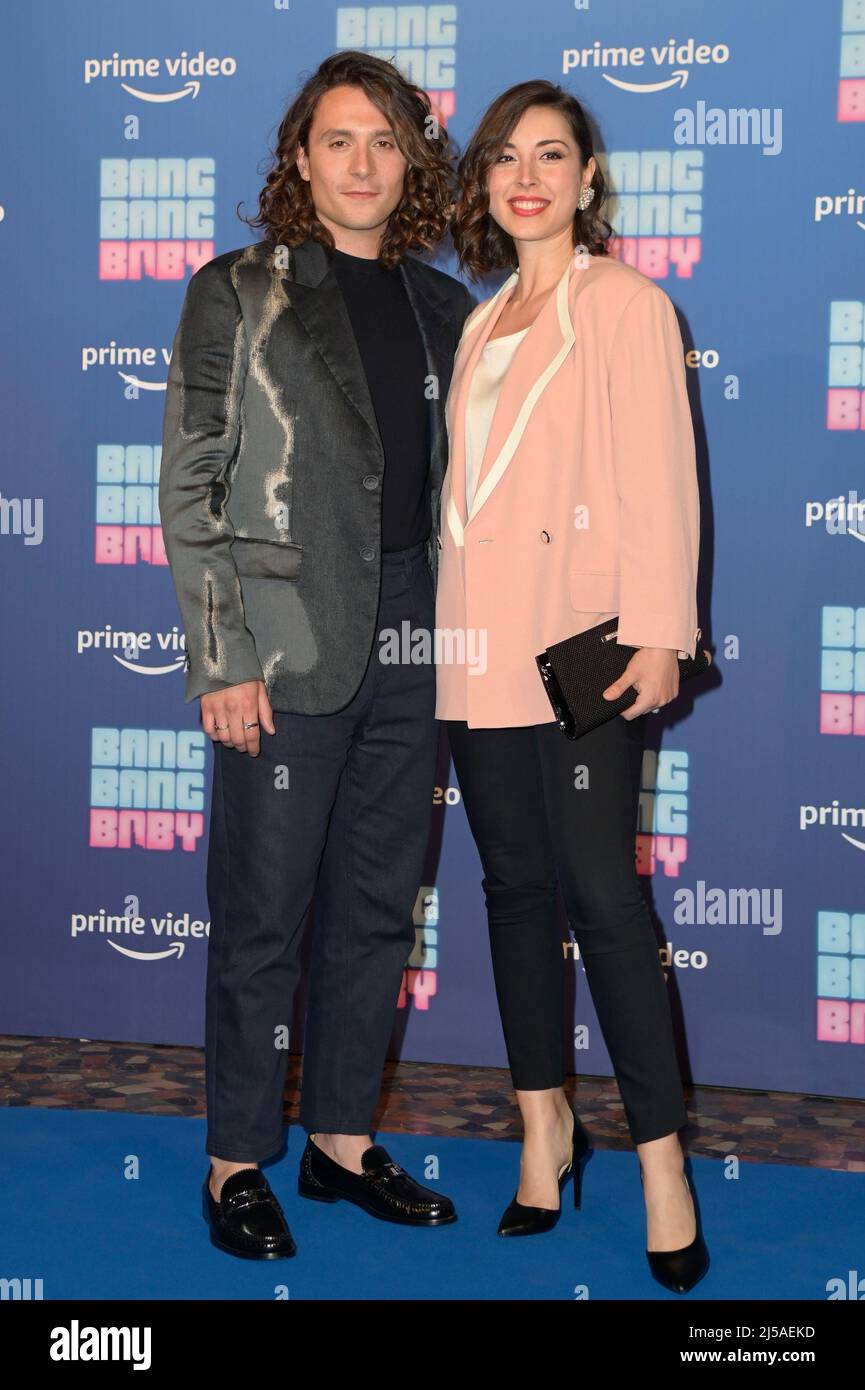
[536,618,712,740]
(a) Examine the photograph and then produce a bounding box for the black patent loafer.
[298,1136,457,1226]
[203,1166,297,1259]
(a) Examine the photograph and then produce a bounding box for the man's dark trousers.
[204,540,437,1161]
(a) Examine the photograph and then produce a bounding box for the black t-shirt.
[329,246,431,552]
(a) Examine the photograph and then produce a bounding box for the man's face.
[296,84,409,245]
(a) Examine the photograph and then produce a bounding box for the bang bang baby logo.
[95,444,166,565]
[99,157,215,280]
[819,605,865,735]
[599,150,703,280]
[839,0,865,122]
[335,6,456,122]
[90,727,206,851]
[399,886,438,1012]
[637,749,691,876]
[827,300,865,428]
[817,910,865,1044]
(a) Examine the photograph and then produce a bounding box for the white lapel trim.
[446,257,575,549]
[469,261,574,521]
[444,272,518,550]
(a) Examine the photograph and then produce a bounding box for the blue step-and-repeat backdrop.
[2,1,864,1102]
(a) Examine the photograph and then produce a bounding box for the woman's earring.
[578,185,595,211]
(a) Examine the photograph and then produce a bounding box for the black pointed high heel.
[497,1107,591,1237]
[640,1162,710,1293]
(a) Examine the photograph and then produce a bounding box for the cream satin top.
[464,326,529,519]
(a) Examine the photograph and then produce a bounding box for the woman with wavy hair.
[435,80,709,1292]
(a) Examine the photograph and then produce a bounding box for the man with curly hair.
[159,50,473,1259]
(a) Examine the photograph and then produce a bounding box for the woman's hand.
[602,647,680,719]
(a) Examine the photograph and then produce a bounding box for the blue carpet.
[1,1107,862,1300]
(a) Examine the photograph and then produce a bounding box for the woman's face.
[485,105,595,250]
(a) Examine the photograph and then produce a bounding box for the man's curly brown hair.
[452,80,616,282]
[240,50,459,268]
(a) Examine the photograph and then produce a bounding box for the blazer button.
[540,530,551,543]
[360,546,376,561]
[362,474,379,490]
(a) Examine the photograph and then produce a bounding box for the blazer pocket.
[231,536,303,580]
[568,569,620,612]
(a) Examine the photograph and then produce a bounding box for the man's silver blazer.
[159,236,473,713]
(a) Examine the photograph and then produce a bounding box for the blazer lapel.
[281,239,453,499]
[398,254,455,502]
[281,239,381,448]
[445,254,578,548]
[444,270,517,543]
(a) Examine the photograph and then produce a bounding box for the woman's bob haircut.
[452,79,615,281]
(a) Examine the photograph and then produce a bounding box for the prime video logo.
[805,491,865,539]
[800,800,865,850]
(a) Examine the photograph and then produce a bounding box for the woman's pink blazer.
[434,248,701,728]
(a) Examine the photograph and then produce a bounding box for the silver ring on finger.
[243,721,259,730]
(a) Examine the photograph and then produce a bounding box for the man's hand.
[602,647,680,720]
[201,680,276,756]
